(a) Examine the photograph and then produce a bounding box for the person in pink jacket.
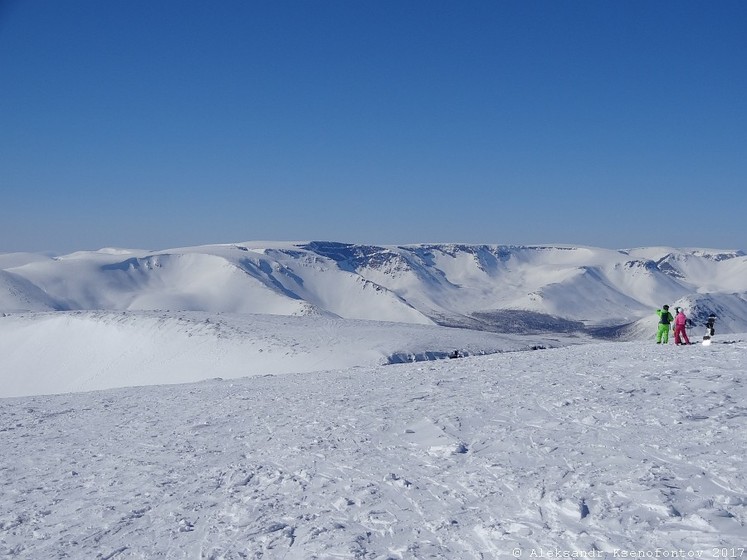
[673,307,691,345]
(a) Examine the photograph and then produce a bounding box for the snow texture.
[1,317,745,558]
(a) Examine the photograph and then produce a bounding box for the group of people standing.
[656,304,692,345]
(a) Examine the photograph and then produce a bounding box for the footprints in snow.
[401,417,470,457]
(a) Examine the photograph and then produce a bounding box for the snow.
[3,242,746,334]
[0,311,580,399]
[1,311,745,558]
[1,241,745,557]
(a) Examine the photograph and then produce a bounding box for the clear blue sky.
[1,0,745,253]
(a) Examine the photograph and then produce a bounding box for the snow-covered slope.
[2,242,746,335]
[1,337,744,557]
[0,270,60,312]
[0,311,581,399]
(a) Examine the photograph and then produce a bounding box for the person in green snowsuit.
[656,305,673,343]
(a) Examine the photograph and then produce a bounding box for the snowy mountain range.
[2,242,747,335]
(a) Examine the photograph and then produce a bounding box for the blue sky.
[1,1,745,253]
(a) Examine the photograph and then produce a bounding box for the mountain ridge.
[2,241,746,337]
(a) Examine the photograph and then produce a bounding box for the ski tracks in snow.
[0,341,745,558]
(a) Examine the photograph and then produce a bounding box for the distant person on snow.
[673,307,691,345]
[656,305,673,344]
[705,314,716,337]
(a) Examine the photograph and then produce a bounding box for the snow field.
[0,311,576,398]
[1,339,744,558]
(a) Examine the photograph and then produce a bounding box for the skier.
[703,314,717,345]
[656,305,673,344]
[705,314,716,336]
[673,307,691,345]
